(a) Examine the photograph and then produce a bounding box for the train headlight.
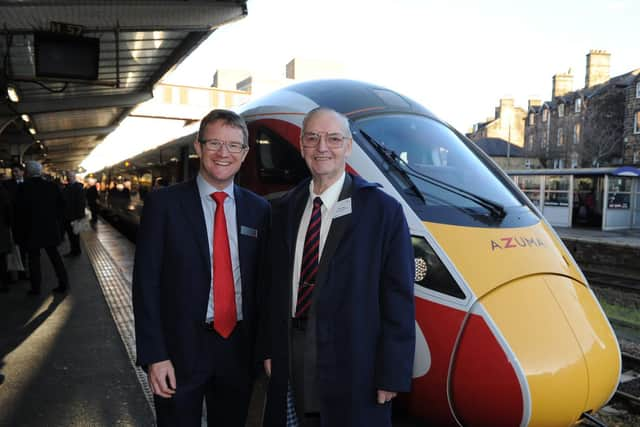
[412,235,465,299]
[415,257,428,282]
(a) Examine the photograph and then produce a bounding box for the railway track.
[584,269,640,292]
[611,352,640,413]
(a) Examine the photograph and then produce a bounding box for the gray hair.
[301,107,350,135]
[25,160,42,177]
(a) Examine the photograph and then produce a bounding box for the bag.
[71,217,91,234]
[7,244,24,272]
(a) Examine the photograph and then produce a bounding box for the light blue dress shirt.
[197,175,243,322]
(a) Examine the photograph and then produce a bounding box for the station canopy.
[0,0,247,173]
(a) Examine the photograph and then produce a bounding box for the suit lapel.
[315,174,353,288]
[287,182,310,260]
[182,179,210,272]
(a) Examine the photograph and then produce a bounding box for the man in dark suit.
[62,170,86,256]
[15,161,68,295]
[3,163,27,279]
[132,109,270,427]
[262,108,415,427]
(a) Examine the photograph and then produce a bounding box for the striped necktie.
[295,197,323,319]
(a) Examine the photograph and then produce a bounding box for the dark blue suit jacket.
[132,179,270,384]
[263,174,415,427]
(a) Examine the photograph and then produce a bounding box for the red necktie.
[295,197,322,318]
[211,192,237,338]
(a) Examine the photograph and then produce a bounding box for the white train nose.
[450,274,620,427]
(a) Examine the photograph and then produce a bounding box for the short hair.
[301,107,350,136]
[197,109,248,146]
[25,160,42,177]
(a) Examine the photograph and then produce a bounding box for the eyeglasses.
[198,138,247,153]
[301,132,350,148]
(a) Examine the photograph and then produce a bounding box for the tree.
[580,87,625,167]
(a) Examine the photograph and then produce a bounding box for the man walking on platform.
[261,108,415,427]
[62,170,86,256]
[15,161,69,295]
[133,109,270,427]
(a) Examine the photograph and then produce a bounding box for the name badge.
[240,225,258,238]
[333,198,352,219]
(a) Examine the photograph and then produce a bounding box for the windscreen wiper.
[358,128,506,220]
[357,128,426,203]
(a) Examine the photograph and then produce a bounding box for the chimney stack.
[528,99,542,110]
[585,50,610,88]
[552,72,574,99]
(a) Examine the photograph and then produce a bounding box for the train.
[95,79,621,426]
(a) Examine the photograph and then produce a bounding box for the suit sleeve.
[132,191,169,367]
[255,199,272,363]
[376,201,415,392]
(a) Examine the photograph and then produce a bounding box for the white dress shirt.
[197,175,243,322]
[291,172,346,316]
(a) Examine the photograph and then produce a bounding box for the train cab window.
[413,236,465,299]
[255,128,309,184]
[354,113,535,228]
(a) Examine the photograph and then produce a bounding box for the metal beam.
[1,91,153,115]
[37,126,118,141]
[1,2,247,32]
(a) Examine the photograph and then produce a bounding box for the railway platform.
[1,218,636,426]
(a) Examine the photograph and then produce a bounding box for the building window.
[575,98,582,113]
[634,151,640,163]
[635,111,640,134]
[558,104,565,118]
[573,123,581,144]
[557,128,564,146]
[542,133,548,148]
[527,135,533,151]
[524,159,532,169]
[542,108,548,122]
[636,82,640,98]
[528,113,535,126]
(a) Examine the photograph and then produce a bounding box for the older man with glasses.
[133,109,271,426]
[261,107,415,427]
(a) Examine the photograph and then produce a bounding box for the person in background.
[0,185,12,292]
[15,161,68,295]
[62,170,86,257]
[2,163,27,281]
[261,107,415,427]
[132,109,270,426]
[85,180,99,228]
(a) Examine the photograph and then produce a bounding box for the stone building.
[524,50,640,168]
[468,98,527,148]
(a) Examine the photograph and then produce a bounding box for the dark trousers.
[28,246,68,292]
[154,323,252,427]
[64,221,81,254]
[0,252,7,289]
[89,203,98,224]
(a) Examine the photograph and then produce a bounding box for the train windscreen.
[354,114,538,227]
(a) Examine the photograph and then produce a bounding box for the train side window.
[413,236,466,299]
[255,128,309,184]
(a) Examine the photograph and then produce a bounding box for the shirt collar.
[197,174,235,201]
[309,172,345,211]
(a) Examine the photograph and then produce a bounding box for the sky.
[165,0,639,133]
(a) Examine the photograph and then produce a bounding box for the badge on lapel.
[240,225,258,238]
[333,198,352,219]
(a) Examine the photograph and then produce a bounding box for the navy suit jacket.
[263,173,415,427]
[132,179,270,384]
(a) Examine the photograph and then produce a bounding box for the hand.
[264,358,272,377]
[377,389,397,405]
[148,360,177,398]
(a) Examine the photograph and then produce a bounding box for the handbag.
[71,217,91,234]
[7,239,24,272]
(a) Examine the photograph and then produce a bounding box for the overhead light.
[28,127,36,135]
[21,114,30,122]
[7,85,19,102]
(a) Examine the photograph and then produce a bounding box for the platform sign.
[50,21,84,36]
